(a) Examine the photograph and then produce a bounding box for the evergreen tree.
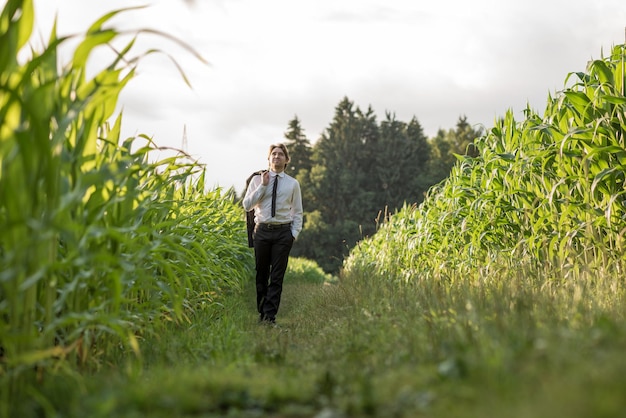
[295,97,375,272]
[365,113,431,226]
[283,115,312,179]
[426,116,484,185]
[292,100,482,274]
[310,97,365,225]
[452,115,482,158]
[406,116,432,202]
[426,128,455,186]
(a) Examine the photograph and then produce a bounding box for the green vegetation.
[3,1,626,417]
[345,44,626,284]
[343,41,626,415]
[287,257,336,284]
[9,274,626,417]
[0,1,250,415]
[286,101,484,274]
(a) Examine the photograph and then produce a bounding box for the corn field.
[0,0,252,413]
[346,44,626,287]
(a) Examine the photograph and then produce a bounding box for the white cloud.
[30,0,626,192]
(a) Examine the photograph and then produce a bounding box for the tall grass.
[0,1,252,415]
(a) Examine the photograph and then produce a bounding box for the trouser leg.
[262,228,294,320]
[253,228,271,316]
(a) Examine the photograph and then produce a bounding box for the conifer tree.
[295,97,373,272]
[453,115,482,158]
[293,99,481,274]
[283,115,312,179]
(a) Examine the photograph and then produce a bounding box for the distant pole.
[182,124,188,154]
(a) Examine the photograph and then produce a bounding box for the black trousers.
[253,223,294,321]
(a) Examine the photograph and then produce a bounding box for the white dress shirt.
[242,171,303,239]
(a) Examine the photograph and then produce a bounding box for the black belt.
[258,222,292,230]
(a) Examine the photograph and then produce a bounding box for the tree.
[373,113,431,214]
[292,97,376,272]
[426,116,484,186]
[283,115,312,179]
[452,115,482,158]
[309,97,366,225]
[426,128,455,185]
[293,100,483,274]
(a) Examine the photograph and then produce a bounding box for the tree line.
[249,96,484,274]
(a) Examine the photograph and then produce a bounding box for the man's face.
[269,147,287,171]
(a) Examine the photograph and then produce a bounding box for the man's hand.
[262,170,270,186]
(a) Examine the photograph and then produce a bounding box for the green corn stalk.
[1,1,253,414]
[345,44,626,285]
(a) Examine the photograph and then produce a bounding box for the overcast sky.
[32,0,626,192]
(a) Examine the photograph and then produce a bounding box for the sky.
[30,0,626,193]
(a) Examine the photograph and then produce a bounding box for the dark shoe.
[258,314,274,322]
[259,316,277,327]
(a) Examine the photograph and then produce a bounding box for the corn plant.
[0,1,253,414]
[345,44,626,286]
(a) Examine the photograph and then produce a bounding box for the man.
[242,143,303,325]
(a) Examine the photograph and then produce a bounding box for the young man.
[242,143,303,325]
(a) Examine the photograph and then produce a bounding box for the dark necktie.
[271,175,278,217]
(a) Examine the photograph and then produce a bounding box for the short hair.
[267,143,290,164]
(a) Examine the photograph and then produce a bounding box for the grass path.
[65,279,365,417]
[34,275,626,418]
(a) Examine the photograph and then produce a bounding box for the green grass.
[13,269,626,417]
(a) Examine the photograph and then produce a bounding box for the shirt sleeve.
[290,180,303,240]
[242,175,267,212]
